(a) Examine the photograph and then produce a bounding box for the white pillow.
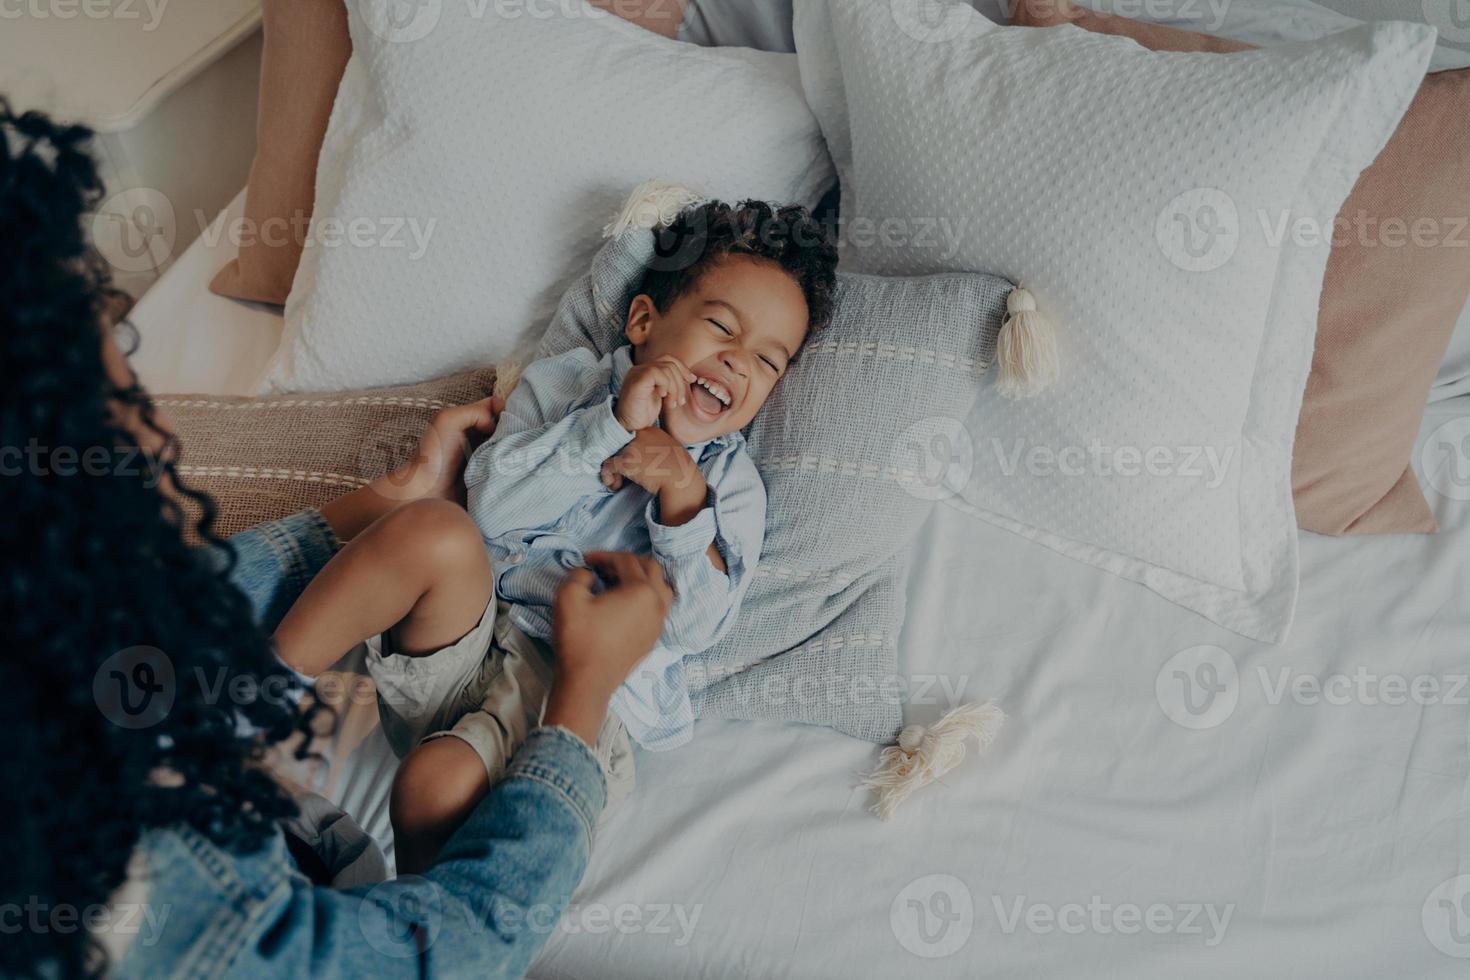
[262,0,834,394]
[795,0,1433,641]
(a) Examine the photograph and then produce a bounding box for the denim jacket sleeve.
[202,727,608,979]
[207,509,343,634]
[139,513,607,977]
[116,728,606,979]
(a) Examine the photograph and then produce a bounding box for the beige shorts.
[364,598,634,812]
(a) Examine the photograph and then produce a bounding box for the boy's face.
[626,254,810,445]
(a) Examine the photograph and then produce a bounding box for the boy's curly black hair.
[1,100,311,977]
[641,199,839,340]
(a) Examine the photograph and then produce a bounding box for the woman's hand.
[544,551,674,745]
[320,396,504,541]
[399,396,506,505]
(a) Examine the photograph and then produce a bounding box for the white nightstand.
[1,1,265,297]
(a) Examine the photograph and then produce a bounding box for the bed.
[128,191,1470,978]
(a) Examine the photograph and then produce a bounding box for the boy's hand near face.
[602,429,726,573]
[615,354,696,431]
[602,428,705,514]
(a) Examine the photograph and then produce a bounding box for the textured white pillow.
[795,0,1433,641]
[262,0,834,394]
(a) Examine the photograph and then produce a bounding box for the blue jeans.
[115,511,607,979]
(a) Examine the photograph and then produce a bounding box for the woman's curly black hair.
[1,101,310,977]
[641,199,839,339]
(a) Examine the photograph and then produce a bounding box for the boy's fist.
[601,427,699,496]
[615,354,695,431]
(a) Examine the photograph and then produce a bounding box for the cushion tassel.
[602,178,705,239]
[493,360,524,400]
[995,286,1058,399]
[860,701,1005,820]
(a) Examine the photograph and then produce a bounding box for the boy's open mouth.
[688,375,733,421]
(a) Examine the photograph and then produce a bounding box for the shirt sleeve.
[464,348,633,539]
[645,449,766,655]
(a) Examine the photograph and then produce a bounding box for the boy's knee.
[391,736,491,834]
[376,498,486,573]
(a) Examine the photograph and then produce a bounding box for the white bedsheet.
[131,204,1470,979]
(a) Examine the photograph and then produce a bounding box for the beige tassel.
[996,286,1058,399]
[493,360,524,401]
[602,179,705,239]
[860,702,1005,821]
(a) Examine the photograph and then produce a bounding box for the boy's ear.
[625,294,657,346]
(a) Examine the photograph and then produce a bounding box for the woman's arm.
[214,554,674,979]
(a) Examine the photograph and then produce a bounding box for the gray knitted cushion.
[537,225,1009,742]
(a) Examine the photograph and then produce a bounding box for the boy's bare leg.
[391,737,492,874]
[273,498,494,676]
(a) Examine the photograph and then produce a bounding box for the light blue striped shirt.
[463,345,766,750]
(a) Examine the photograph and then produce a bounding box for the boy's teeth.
[694,377,731,406]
